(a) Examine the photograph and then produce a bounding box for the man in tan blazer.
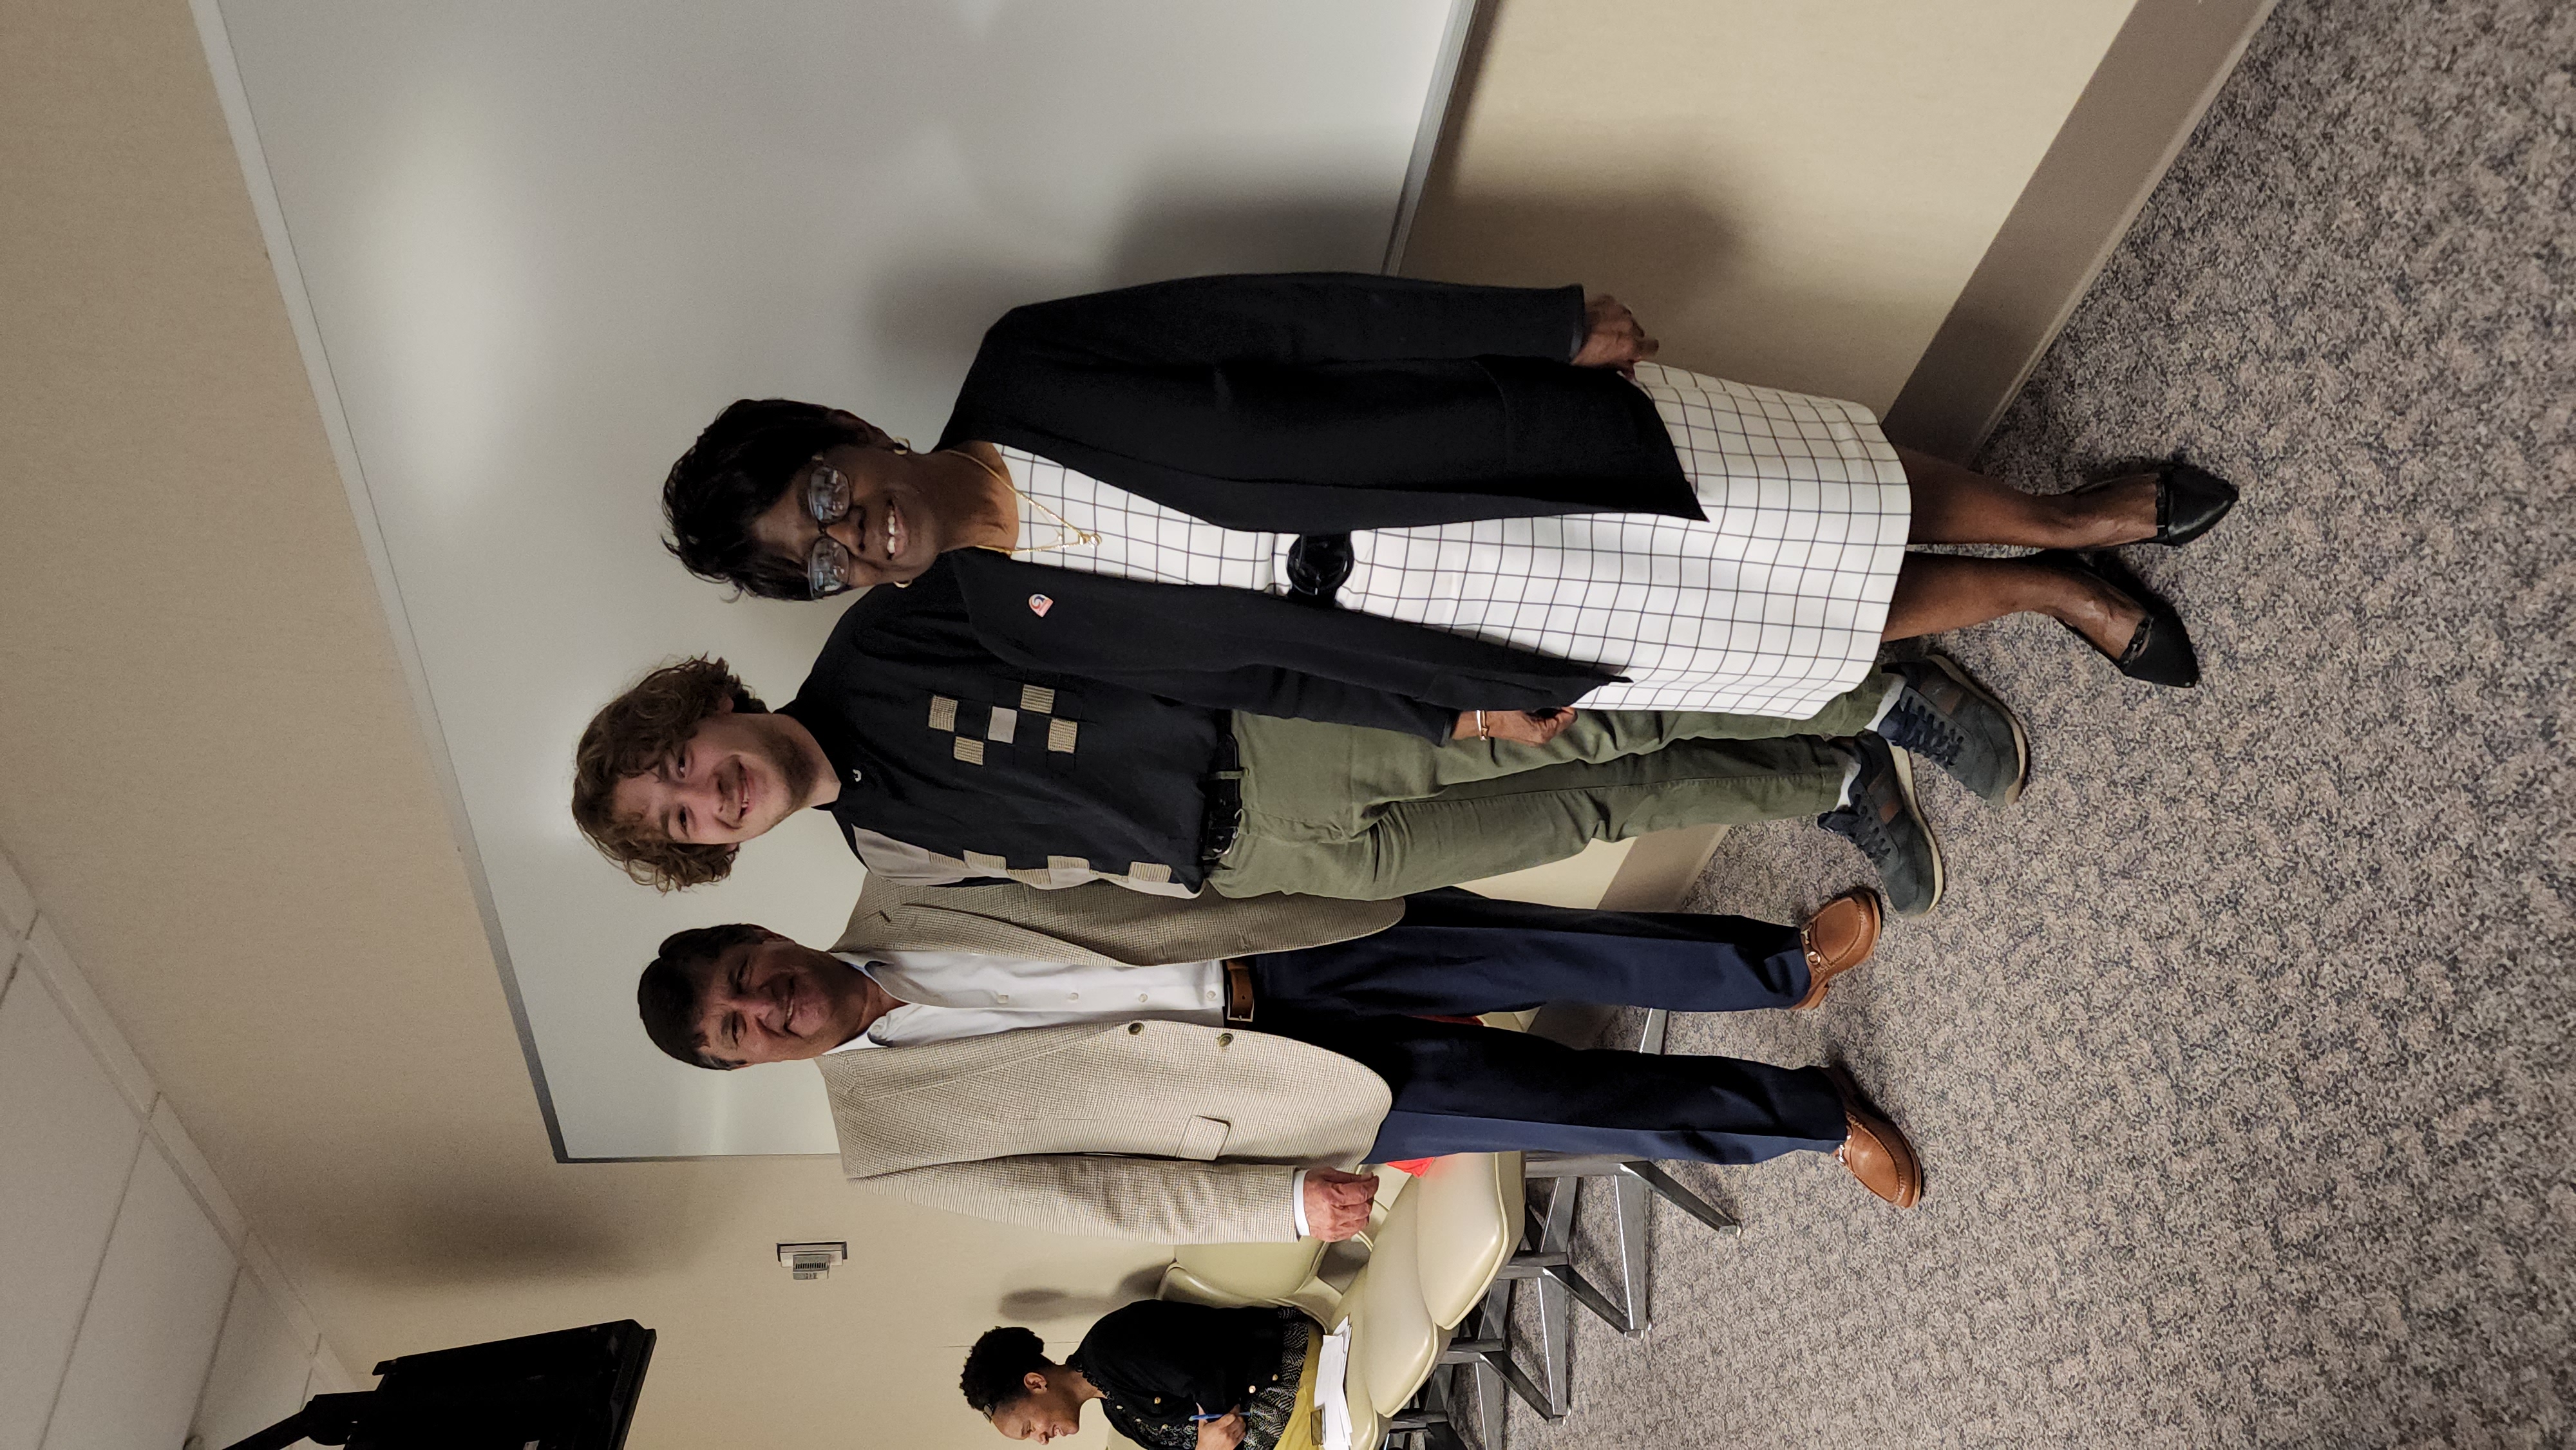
[638,881,1922,1243]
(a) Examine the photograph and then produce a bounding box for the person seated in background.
[632,884,1922,1243]
[963,1308,1318,1450]
[570,619,2019,916]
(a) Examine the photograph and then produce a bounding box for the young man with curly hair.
[569,564,2018,912]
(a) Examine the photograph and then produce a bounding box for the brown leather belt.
[1223,957,1256,1024]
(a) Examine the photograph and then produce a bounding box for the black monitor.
[219,1319,655,1450]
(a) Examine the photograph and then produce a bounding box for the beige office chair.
[1337,1151,1524,1450]
[1155,1152,1524,1450]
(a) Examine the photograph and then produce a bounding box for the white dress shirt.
[826,950,1226,1050]
[819,951,1313,1234]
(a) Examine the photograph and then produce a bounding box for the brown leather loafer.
[1826,1066,1921,1209]
[1793,888,1883,1009]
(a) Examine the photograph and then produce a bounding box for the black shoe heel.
[2029,549,2201,688]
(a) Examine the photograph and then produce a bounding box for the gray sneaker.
[1817,733,1946,916]
[1872,654,2029,807]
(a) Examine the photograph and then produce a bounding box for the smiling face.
[748,443,955,591]
[690,932,873,1067]
[987,1371,1087,1445]
[607,701,822,847]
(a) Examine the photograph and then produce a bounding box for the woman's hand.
[1195,1413,1245,1450]
[1452,708,1577,746]
[1573,294,1658,375]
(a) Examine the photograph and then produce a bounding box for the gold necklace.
[967,447,1099,554]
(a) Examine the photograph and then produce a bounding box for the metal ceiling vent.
[777,1242,848,1281]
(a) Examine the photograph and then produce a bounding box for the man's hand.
[1302,1167,1378,1242]
[1195,1412,1245,1450]
[1573,293,1658,375]
[1453,707,1577,746]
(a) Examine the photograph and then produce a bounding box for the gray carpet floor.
[1499,2,2575,1445]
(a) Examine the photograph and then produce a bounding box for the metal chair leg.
[1450,1341,1557,1426]
[1470,1341,1505,1450]
[1515,1179,1578,1418]
[1619,1159,1739,1235]
[1441,1281,1551,1428]
[1515,1149,1741,1344]
[1456,1278,1511,1450]
[1607,1163,1654,1332]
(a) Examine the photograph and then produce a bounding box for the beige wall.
[1404,0,2137,413]
[0,0,2222,1446]
[1883,0,2282,457]
[0,1,1159,1446]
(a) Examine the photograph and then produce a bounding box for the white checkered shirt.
[1003,362,1909,719]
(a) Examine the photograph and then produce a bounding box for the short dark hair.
[663,399,875,599]
[636,923,773,1069]
[571,657,766,891]
[960,1326,1052,1417]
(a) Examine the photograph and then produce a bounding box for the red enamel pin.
[1027,594,1054,617]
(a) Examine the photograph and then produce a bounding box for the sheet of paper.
[1317,1322,1354,1450]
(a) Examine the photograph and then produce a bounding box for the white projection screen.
[200,0,1472,1158]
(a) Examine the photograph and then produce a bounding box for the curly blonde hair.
[570,657,764,890]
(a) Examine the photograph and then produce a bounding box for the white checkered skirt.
[1002,362,1909,720]
[1336,364,1909,717]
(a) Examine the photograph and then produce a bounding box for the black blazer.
[944,550,1619,738]
[935,272,1696,529]
[1068,1301,1297,1442]
[909,273,1700,737]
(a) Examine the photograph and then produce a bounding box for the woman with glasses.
[660,274,2233,729]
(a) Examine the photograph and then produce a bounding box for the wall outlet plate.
[777,1241,848,1281]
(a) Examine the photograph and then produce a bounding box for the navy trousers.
[1246,890,1848,1165]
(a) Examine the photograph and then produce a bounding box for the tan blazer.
[819,1019,1389,1243]
[817,878,1405,1243]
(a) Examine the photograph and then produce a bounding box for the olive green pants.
[1208,672,1892,900]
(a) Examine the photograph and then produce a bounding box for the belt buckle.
[1198,809,1240,869]
[1285,532,1354,603]
[1200,775,1244,868]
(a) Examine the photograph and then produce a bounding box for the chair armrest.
[1163,1238,1330,1306]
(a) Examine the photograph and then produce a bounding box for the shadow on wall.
[996,1265,1169,1326]
[866,183,1939,409]
[862,190,1400,392]
[364,1166,750,1283]
[275,1154,847,1286]
[1405,186,1938,401]
[861,186,1761,393]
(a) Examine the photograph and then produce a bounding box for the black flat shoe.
[2029,549,2201,687]
[2079,458,2240,547]
[2151,459,2240,545]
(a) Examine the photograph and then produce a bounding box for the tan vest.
[828,876,1399,965]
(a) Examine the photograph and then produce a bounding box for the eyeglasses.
[803,462,856,597]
